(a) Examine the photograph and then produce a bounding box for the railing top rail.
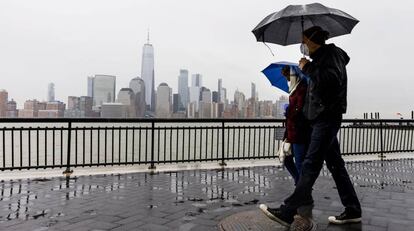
[0,118,413,123]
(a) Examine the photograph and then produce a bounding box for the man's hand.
[299,58,310,70]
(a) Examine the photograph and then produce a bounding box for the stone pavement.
[0,159,414,231]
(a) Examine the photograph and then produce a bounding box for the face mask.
[300,43,310,56]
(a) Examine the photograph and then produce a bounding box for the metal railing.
[0,118,413,172]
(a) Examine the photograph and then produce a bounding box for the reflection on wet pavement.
[0,159,413,230]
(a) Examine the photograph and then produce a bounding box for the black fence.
[0,118,413,172]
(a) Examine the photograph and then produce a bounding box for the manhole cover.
[218,210,287,231]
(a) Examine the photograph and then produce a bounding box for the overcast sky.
[0,0,413,118]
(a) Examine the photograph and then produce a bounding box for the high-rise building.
[129,77,146,117]
[199,88,212,118]
[6,99,18,118]
[178,69,189,110]
[251,83,256,100]
[218,79,223,102]
[156,83,171,118]
[192,74,202,88]
[101,103,127,118]
[172,94,181,113]
[274,96,289,119]
[87,77,94,97]
[39,101,66,118]
[212,91,219,103]
[141,34,155,111]
[89,75,116,107]
[80,96,94,117]
[48,83,55,102]
[234,90,246,118]
[0,90,8,118]
[188,74,202,113]
[19,99,40,118]
[117,88,136,118]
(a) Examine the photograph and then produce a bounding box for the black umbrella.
[252,3,359,46]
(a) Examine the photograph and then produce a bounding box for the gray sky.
[0,0,413,119]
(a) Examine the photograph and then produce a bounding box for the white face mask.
[300,43,310,56]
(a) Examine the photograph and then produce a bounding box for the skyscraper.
[141,33,155,111]
[48,83,55,102]
[89,75,116,107]
[87,77,94,97]
[189,74,202,112]
[178,69,189,110]
[156,83,171,118]
[218,79,222,102]
[130,77,146,117]
[117,88,136,118]
[251,82,256,100]
[0,90,8,118]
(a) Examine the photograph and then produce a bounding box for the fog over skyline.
[0,0,413,119]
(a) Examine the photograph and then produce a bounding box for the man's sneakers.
[259,204,293,227]
[290,215,317,231]
[328,210,362,224]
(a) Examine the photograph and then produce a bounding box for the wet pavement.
[0,159,414,230]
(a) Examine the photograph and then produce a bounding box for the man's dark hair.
[303,26,329,45]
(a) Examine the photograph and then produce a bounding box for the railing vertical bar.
[132,128,135,163]
[182,127,185,162]
[98,127,101,165]
[176,128,179,162]
[44,129,47,167]
[83,128,86,166]
[90,128,93,166]
[20,129,23,168]
[125,127,129,163]
[60,128,63,166]
[149,122,155,169]
[36,129,39,167]
[64,122,72,174]
[28,129,31,168]
[11,129,14,168]
[258,127,262,157]
[118,127,121,165]
[145,127,148,163]
[253,127,256,158]
[238,127,241,158]
[216,127,219,159]
[139,128,142,163]
[170,128,172,163]
[267,127,271,156]
[157,127,160,163]
[226,125,230,159]
[188,128,191,161]
[272,127,276,157]
[163,128,167,162]
[75,128,78,165]
[105,128,108,165]
[248,127,251,158]
[2,128,5,168]
[221,122,225,165]
[200,128,203,161]
[111,127,115,165]
[243,127,246,158]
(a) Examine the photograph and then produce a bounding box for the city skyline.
[0,1,413,119]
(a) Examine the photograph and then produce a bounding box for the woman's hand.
[299,58,310,70]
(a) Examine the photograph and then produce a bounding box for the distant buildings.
[0,90,8,118]
[48,83,55,102]
[156,83,171,118]
[117,88,136,118]
[129,77,146,117]
[88,75,116,108]
[178,69,189,111]
[65,96,94,118]
[141,34,155,111]
[101,103,126,118]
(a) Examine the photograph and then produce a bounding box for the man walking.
[260,26,362,230]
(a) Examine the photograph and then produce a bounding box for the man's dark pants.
[281,114,362,218]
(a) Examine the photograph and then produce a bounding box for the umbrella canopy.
[252,3,359,45]
[262,62,307,93]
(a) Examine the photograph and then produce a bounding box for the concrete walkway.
[0,159,414,230]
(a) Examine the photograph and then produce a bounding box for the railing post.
[149,121,156,170]
[378,121,386,160]
[63,122,73,176]
[220,121,227,167]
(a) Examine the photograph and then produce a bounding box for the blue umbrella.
[261,62,308,93]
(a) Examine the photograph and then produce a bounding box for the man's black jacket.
[302,43,350,121]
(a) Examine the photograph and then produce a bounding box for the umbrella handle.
[301,16,305,58]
